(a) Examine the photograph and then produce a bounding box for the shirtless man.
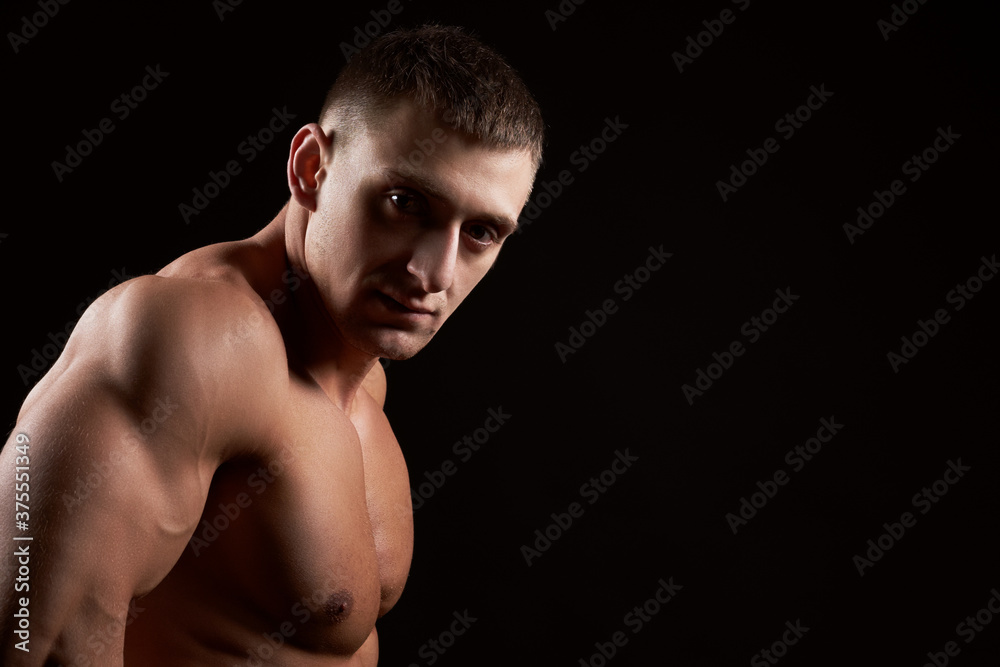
[0,25,544,665]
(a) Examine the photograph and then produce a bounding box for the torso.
[123,242,413,665]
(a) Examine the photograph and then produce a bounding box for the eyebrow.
[381,167,520,235]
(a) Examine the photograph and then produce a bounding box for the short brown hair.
[319,24,545,170]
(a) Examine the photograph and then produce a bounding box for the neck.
[252,203,378,415]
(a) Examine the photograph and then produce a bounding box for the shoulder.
[86,274,285,372]
[52,274,288,454]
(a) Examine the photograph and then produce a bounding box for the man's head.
[286,25,544,361]
[319,24,545,173]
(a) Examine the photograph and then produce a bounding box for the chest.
[195,385,413,648]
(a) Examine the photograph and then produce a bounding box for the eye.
[388,191,428,217]
[465,223,498,249]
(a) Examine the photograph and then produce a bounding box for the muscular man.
[0,25,543,665]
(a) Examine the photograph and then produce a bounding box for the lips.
[377,290,436,316]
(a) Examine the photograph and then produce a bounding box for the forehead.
[348,99,536,218]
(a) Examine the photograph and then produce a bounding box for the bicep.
[0,363,212,662]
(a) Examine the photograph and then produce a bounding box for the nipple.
[322,589,354,624]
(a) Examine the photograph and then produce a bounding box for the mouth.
[376,291,436,318]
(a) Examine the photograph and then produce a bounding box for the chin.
[356,328,437,361]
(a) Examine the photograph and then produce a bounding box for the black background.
[2,0,998,665]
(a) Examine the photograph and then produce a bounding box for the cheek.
[307,189,369,266]
[304,219,398,310]
[303,222,353,308]
[316,183,396,257]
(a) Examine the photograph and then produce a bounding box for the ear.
[287,123,332,211]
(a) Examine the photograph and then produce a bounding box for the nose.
[406,225,459,294]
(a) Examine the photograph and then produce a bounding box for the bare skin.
[0,99,535,665]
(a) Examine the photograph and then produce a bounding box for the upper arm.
[0,373,207,664]
[0,276,285,664]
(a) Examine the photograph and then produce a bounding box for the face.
[301,99,535,360]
